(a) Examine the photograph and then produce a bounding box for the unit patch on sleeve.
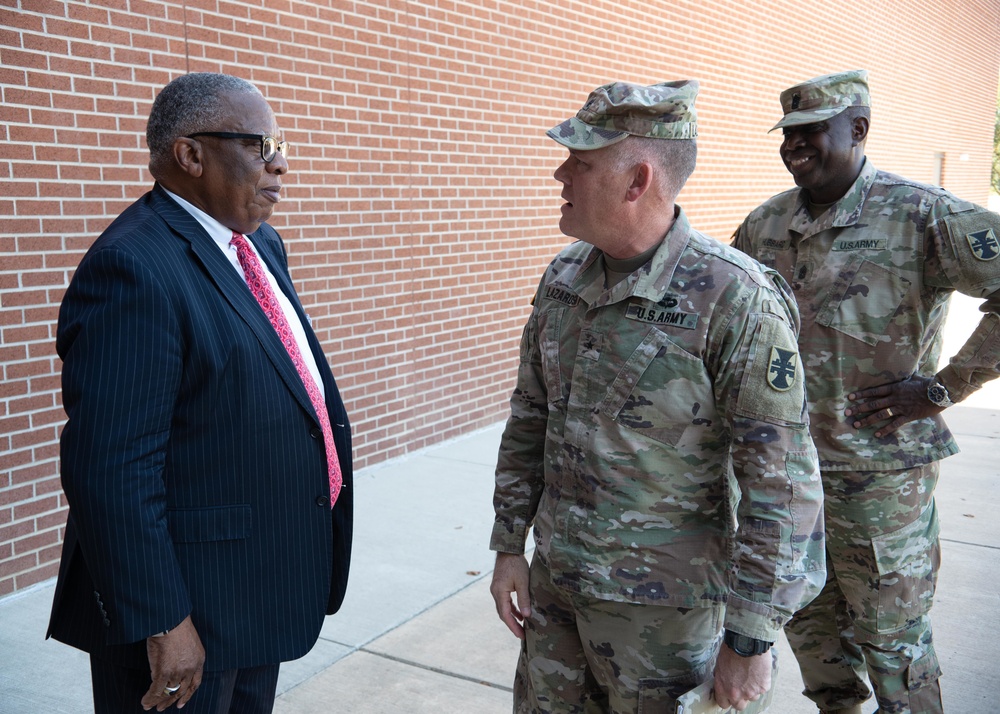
[735,315,806,425]
[966,228,1000,261]
[767,346,798,391]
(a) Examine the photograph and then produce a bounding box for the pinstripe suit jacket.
[47,184,353,671]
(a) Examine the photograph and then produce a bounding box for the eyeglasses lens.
[260,136,288,163]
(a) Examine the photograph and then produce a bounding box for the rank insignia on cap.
[767,346,797,391]
[967,228,1000,261]
[790,93,801,110]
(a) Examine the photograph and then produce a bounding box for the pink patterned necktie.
[230,232,342,507]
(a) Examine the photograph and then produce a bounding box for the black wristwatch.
[926,380,954,408]
[723,629,773,657]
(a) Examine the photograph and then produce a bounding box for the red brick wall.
[1,0,998,596]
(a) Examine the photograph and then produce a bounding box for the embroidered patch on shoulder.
[766,346,798,391]
[762,238,790,250]
[832,238,887,251]
[736,315,806,425]
[543,285,580,306]
[966,228,1000,261]
[625,304,698,329]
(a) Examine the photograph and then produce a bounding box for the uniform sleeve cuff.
[723,596,783,643]
[936,366,974,403]
[489,521,528,553]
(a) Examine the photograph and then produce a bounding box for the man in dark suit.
[47,72,353,714]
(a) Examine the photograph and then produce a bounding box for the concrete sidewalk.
[2,406,999,713]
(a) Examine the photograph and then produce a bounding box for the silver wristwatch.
[926,380,954,408]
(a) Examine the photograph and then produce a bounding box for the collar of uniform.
[633,206,691,302]
[789,159,877,237]
[567,207,692,308]
[564,245,607,306]
[831,158,878,227]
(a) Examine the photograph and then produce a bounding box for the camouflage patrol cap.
[547,80,699,150]
[769,70,870,132]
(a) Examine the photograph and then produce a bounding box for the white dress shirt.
[163,189,325,398]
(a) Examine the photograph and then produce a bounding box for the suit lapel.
[252,234,341,423]
[149,187,318,424]
[244,219,349,472]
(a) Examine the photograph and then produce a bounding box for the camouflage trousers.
[513,553,722,714]
[786,463,943,714]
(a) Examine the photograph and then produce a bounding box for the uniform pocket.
[735,313,806,426]
[536,309,568,410]
[600,329,715,447]
[815,256,910,346]
[906,647,942,692]
[637,672,700,714]
[786,450,825,573]
[940,202,1000,291]
[871,502,940,633]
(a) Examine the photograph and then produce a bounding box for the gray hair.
[146,73,262,178]
[611,136,697,201]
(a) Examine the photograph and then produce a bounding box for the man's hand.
[845,375,945,438]
[142,615,205,711]
[489,552,530,639]
[712,644,771,711]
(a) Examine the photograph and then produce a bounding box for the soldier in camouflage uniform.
[489,80,826,714]
[733,70,1000,714]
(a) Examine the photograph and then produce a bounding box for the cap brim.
[768,105,851,133]
[547,117,630,149]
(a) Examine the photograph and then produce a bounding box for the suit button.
[315,495,329,507]
[309,427,322,439]
[103,618,111,626]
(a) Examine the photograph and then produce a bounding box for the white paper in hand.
[675,652,778,714]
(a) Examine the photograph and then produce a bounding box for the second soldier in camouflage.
[734,70,1000,714]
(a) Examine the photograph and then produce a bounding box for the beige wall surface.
[1,0,998,595]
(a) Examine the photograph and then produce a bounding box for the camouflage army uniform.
[491,208,826,712]
[734,159,1000,712]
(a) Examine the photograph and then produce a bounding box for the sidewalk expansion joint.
[358,648,514,693]
[941,536,1000,551]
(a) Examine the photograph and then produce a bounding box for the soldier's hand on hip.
[845,376,945,438]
